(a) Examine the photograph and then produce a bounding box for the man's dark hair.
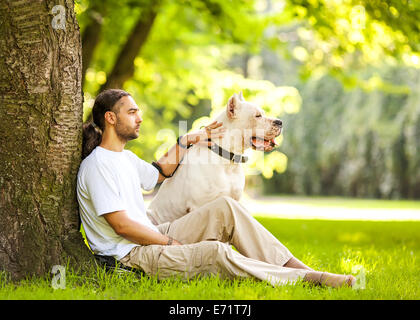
[82,89,131,160]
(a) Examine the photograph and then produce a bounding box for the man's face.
[112,96,143,142]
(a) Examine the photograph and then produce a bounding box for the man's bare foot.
[304,271,356,288]
[319,272,356,288]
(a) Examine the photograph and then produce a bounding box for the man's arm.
[155,121,225,183]
[155,135,190,184]
[103,210,182,245]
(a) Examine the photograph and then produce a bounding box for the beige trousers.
[120,196,309,286]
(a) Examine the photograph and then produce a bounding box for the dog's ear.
[238,91,244,101]
[227,94,240,120]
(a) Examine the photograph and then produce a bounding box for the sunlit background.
[77,0,420,202]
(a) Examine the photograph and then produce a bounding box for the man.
[77,89,355,288]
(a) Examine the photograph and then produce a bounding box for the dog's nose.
[273,119,282,127]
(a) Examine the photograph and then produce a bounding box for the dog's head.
[220,92,282,152]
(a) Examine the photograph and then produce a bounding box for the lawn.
[1,200,419,300]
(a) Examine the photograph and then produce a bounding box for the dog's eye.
[255,114,262,118]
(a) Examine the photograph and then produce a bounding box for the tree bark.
[0,0,93,280]
[100,1,160,91]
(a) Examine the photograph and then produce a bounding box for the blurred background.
[77,0,420,200]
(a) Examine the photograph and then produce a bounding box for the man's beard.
[115,118,139,142]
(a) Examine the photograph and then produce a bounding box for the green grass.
[1,217,418,300]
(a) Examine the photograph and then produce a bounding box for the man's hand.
[155,121,226,183]
[183,120,226,147]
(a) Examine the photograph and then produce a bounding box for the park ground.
[1,195,419,300]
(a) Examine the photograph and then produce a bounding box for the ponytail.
[82,122,102,160]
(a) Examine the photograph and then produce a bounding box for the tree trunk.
[0,0,93,280]
[100,1,160,91]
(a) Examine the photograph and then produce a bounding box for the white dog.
[147,92,283,225]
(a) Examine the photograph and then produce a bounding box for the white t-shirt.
[76,146,159,260]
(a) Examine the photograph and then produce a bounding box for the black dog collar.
[208,143,248,163]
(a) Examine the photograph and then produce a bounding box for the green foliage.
[287,0,420,79]
[263,63,420,198]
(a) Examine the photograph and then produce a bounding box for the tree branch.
[100,2,160,91]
